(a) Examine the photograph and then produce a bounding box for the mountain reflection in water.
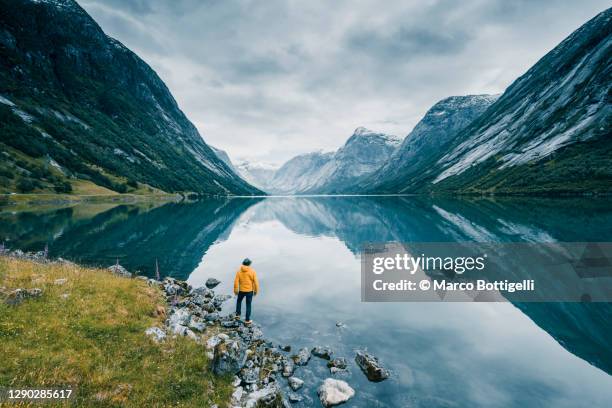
[2,196,611,407]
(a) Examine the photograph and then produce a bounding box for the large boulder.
[318,378,355,407]
[355,350,390,382]
[212,338,248,375]
[167,307,191,327]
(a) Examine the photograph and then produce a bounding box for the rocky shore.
[2,248,390,407]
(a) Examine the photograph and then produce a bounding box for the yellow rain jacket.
[234,265,259,294]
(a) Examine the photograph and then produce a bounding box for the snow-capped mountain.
[369,7,611,194]
[362,95,498,193]
[234,161,278,192]
[267,128,401,194]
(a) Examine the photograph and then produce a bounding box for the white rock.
[54,278,67,285]
[167,307,191,327]
[318,378,355,407]
[231,386,243,405]
[288,376,304,391]
[145,327,166,343]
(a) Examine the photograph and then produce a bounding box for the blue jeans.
[236,291,254,320]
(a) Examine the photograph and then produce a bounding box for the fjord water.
[2,197,611,407]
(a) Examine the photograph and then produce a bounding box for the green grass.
[0,257,233,407]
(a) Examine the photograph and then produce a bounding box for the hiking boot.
[244,320,252,325]
[234,315,241,321]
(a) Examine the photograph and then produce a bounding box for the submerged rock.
[312,346,333,360]
[212,338,247,375]
[291,347,311,366]
[205,277,221,289]
[355,350,390,382]
[287,392,302,403]
[318,378,355,407]
[279,345,291,352]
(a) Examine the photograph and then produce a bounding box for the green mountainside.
[0,0,260,196]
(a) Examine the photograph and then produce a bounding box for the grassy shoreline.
[0,256,233,407]
[0,192,182,207]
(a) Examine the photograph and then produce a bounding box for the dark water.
[2,196,611,407]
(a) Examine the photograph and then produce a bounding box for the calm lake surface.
[2,196,611,407]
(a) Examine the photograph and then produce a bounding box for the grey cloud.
[78,0,611,165]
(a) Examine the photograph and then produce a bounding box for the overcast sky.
[79,0,609,166]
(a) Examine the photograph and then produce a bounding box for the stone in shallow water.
[288,376,304,391]
[327,357,348,371]
[205,277,221,289]
[355,350,390,382]
[281,358,295,377]
[312,346,333,360]
[291,347,311,366]
[318,378,355,407]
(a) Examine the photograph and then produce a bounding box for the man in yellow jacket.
[234,258,259,325]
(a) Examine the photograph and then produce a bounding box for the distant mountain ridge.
[0,0,260,195]
[264,127,401,194]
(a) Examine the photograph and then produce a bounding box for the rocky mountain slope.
[361,95,498,193]
[267,128,400,194]
[369,7,611,195]
[0,0,260,195]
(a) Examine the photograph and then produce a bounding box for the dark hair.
[242,258,252,266]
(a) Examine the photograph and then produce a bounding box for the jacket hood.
[240,265,251,273]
